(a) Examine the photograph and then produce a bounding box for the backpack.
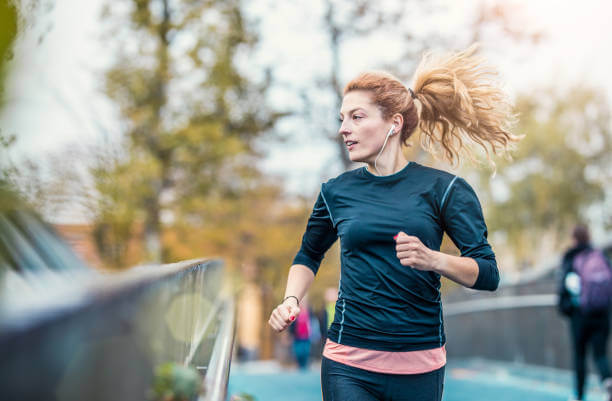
[573,249,612,312]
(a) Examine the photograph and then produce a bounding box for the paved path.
[228,359,609,401]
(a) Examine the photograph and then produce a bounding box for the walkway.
[228,358,609,401]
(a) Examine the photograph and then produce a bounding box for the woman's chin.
[348,153,366,163]
[349,154,372,165]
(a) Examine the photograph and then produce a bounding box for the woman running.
[268,45,522,401]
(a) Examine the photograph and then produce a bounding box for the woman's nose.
[338,121,350,136]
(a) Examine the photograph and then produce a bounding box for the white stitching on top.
[440,176,458,211]
[338,298,346,344]
[319,185,335,227]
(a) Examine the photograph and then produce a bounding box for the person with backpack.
[558,224,612,401]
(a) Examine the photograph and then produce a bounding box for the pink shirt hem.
[322,339,446,375]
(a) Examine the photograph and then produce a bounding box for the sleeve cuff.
[292,253,320,276]
[470,257,500,291]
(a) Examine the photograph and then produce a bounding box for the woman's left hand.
[394,231,443,272]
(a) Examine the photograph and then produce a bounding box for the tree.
[1,0,55,110]
[1,0,55,209]
[98,0,284,264]
[474,87,612,267]
[88,145,144,268]
[0,0,18,111]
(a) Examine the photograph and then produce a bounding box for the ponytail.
[411,44,523,172]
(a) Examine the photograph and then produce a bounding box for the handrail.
[444,294,557,316]
[202,297,236,401]
[0,258,220,336]
[185,297,223,366]
[0,258,231,401]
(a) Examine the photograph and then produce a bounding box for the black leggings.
[321,356,444,401]
[570,312,611,400]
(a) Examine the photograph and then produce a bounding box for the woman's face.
[338,90,393,164]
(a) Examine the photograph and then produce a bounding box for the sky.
[2,0,612,223]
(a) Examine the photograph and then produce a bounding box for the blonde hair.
[344,44,523,172]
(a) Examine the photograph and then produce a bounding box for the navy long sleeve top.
[293,161,499,352]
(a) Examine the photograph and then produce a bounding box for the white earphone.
[374,124,398,175]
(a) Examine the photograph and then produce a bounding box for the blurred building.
[53,224,103,269]
[236,261,263,361]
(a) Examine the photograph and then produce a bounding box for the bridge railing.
[0,257,235,401]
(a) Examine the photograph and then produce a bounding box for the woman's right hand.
[268,298,301,333]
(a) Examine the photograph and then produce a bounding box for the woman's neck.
[366,146,409,176]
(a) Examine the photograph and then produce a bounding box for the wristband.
[283,295,299,306]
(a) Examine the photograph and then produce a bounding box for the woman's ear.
[392,114,404,134]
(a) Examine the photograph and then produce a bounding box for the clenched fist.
[394,231,442,272]
[268,298,301,333]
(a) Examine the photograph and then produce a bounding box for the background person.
[558,224,612,401]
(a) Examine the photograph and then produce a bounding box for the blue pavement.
[228,359,609,401]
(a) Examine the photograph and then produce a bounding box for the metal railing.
[202,297,236,401]
[0,258,236,401]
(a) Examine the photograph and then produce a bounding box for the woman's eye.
[353,115,363,120]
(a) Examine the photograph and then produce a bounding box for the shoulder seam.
[320,185,336,227]
[440,176,458,211]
